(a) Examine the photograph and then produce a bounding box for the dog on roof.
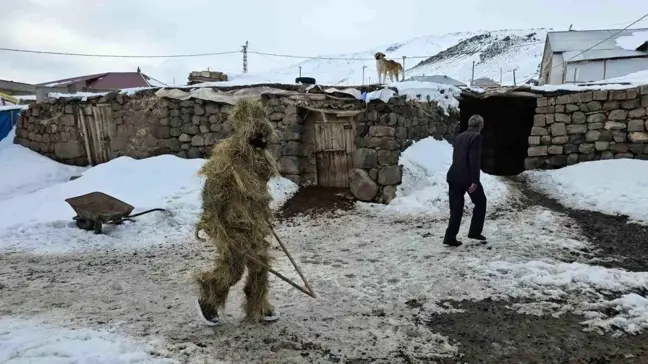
[374,52,403,84]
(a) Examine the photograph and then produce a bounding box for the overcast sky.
[1,0,647,86]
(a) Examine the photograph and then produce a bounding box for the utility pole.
[298,66,302,78]
[402,56,406,81]
[362,65,367,85]
[513,68,517,85]
[242,41,248,74]
[499,67,503,85]
[470,61,475,86]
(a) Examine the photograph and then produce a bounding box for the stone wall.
[350,96,459,203]
[14,87,458,203]
[525,86,648,169]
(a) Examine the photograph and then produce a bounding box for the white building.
[539,28,648,85]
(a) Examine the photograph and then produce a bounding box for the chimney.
[137,67,141,73]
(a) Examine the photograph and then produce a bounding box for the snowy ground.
[1,133,648,363]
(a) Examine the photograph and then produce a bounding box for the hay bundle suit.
[194,99,280,324]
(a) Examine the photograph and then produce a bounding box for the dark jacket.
[446,130,483,187]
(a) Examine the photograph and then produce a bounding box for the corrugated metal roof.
[405,75,467,86]
[562,49,648,62]
[547,28,648,57]
[37,72,153,89]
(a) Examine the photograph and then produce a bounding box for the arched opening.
[458,94,536,176]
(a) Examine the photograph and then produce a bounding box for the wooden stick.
[269,226,317,298]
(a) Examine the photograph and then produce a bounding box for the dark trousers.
[444,182,487,241]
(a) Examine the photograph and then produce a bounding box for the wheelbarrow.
[65,191,166,234]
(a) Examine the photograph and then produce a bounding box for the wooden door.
[77,104,114,165]
[313,116,355,187]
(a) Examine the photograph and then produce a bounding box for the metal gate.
[77,104,114,165]
[313,115,356,187]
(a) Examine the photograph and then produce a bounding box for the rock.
[381,185,398,204]
[587,113,606,123]
[615,152,634,159]
[629,108,647,118]
[587,101,602,111]
[585,131,600,142]
[191,135,205,147]
[548,145,563,155]
[549,155,567,166]
[528,146,548,156]
[555,113,571,123]
[609,143,629,153]
[604,121,626,130]
[578,143,595,154]
[533,115,546,126]
[566,124,587,134]
[610,90,627,100]
[552,136,569,145]
[282,141,301,156]
[528,136,541,145]
[278,156,300,175]
[531,126,549,136]
[601,151,614,160]
[181,124,199,135]
[179,133,191,143]
[588,122,604,130]
[608,109,628,120]
[540,135,552,145]
[354,148,378,169]
[349,169,379,202]
[54,141,85,159]
[524,157,545,170]
[629,144,644,155]
[152,125,170,139]
[603,101,620,110]
[622,99,640,109]
[628,132,648,143]
[377,165,402,185]
[595,141,609,151]
[550,123,566,136]
[627,119,645,132]
[567,153,579,165]
[566,104,580,113]
[267,144,282,160]
[572,112,586,124]
[369,126,396,137]
[377,150,400,165]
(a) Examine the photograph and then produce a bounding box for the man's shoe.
[195,299,220,326]
[467,233,487,241]
[443,239,462,247]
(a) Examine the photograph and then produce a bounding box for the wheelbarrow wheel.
[76,218,96,231]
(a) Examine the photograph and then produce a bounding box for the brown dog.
[374,52,403,84]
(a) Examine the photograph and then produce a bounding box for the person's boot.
[261,307,280,322]
[467,233,487,242]
[443,238,462,247]
[195,298,220,326]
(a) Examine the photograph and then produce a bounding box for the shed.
[539,28,648,85]
[0,104,26,143]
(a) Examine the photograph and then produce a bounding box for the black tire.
[295,77,316,85]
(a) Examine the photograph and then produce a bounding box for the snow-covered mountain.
[220,28,549,87]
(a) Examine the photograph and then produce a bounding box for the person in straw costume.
[193,98,281,325]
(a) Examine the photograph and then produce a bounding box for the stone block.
[610,90,627,100]
[642,95,648,107]
[552,136,569,145]
[629,144,644,155]
[578,143,595,154]
[555,113,571,123]
[614,152,634,159]
[282,141,301,156]
[54,141,85,159]
[377,150,400,165]
[608,109,628,120]
[622,99,640,109]
[604,121,626,130]
[353,148,377,169]
[628,119,645,132]
[528,136,541,145]
[567,153,579,165]
[601,151,614,160]
[541,135,552,145]
[628,132,648,143]
[537,97,548,107]
[524,157,545,170]
[587,113,606,123]
[595,141,609,151]
[582,92,593,102]
[545,114,555,124]
[377,165,402,185]
[603,101,620,110]
[566,124,587,134]
[531,126,549,136]
[593,91,608,100]
[549,155,568,166]
[550,123,566,136]
[585,131,600,142]
[609,143,629,153]
[612,131,627,143]
[588,123,604,130]
[533,114,546,126]
[278,156,300,175]
[528,146,548,156]
[572,111,586,124]
[556,95,571,104]
[587,101,602,111]
[629,108,646,119]
[368,125,396,137]
[349,169,379,202]
[627,88,640,99]
[548,145,563,155]
[565,104,580,113]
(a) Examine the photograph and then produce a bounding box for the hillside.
[220,28,549,87]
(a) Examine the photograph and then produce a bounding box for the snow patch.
[524,159,648,224]
[383,137,511,214]
[615,31,648,51]
[0,105,28,112]
[0,154,297,253]
[0,128,88,201]
[0,317,173,364]
[366,81,460,115]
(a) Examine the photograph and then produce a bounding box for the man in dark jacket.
[443,114,487,247]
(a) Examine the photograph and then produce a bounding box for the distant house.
[471,77,500,88]
[539,28,648,85]
[404,75,467,87]
[36,68,167,93]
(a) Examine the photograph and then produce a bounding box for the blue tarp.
[0,109,20,143]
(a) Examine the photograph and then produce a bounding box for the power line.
[0,47,240,58]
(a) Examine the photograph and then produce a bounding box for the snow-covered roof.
[0,104,28,112]
[547,29,648,61]
[404,75,467,87]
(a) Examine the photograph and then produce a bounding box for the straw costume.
[193,99,280,325]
